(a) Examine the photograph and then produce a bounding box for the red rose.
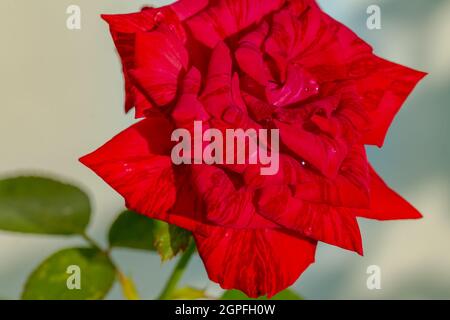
[81,0,426,297]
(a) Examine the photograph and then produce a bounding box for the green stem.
[81,232,140,300]
[118,271,141,300]
[158,240,196,300]
[81,232,103,252]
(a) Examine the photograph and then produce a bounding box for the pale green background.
[0,0,449,299]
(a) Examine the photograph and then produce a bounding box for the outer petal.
[356,165,423,220]
[194,228,316,298]
[247,147,369,254]
[78,117,276,234]
[187,0,285,48]
[256,185,363,255]
[79,119,211,236]
[244,146,370,209]
[102,6,189,115]
[293,3,427,146]
[130,28,188,107]
[170,0,209,21]
[101,8,156,33]
[356,57,427,147]
[295,145,370,208]
[102,9,156,115]
[80,117,176,220]
[171,0,210,20]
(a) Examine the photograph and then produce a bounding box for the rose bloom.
[81,0,426,297]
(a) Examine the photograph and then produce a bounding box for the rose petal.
[172,67,210,126]
[79,119,214,236]
[187,0,284,48]
[194,227,316,298]
[275,120,348,178]
[102,9,157,115]
[245,146,370,209]
[356,165,423,220]
[235,22,272,86]
[102,7,188,114]
[191,165,279,229]
[266,64,319,107]
[280,5,426,146]
[265,8,319,80]
[80,116,176,219]
[265,5,373,84]
[101,8,156,33]
[242,92,275,122]
[357,57,427,147]
[130,30,188,107]
[171,0,209,21]
[256,184,363,255]
[201,42,259,130]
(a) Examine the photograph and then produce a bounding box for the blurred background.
[0,0,449,299]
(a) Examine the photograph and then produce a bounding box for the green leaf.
[0,176,90,235]
[108,210,156,251]
[22,247,116,300]
[154,221,192,261]
[221,289,303,300]
[270,289,304,300]
[108,210,192,261]
[169,287,207,300]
